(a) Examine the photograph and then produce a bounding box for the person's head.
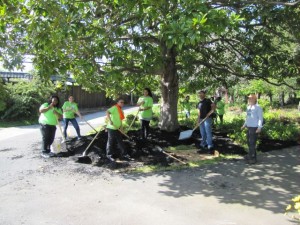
[143,88,153,98]
[185,95,190,101]
[49,95,60,107]
[117,98,125,107]
[198,90,206,100]
[248,94,257,105]
[68,95,74,102]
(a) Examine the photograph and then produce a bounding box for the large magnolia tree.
[1,0,299,131]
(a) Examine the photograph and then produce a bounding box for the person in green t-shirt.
[181,95,191,118]
[106,98,132,162]
[137,88,153,140]
[38,95,63,157]
[215,96,225,124]
[62,95,82,140]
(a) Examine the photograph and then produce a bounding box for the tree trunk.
[269,94,273,103]
[280,91,285,107]
[159,45,179,132]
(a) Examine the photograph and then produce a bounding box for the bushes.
[213,107,299,148]
[1,80,55,121]
[0,83,9,112]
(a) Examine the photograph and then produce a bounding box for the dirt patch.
[53,127,298,171]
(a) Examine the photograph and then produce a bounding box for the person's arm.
[137,97,145,107]
[73,104,83,119]
[139,97,153,111]
[39,103,54,113]
[75,110,83,119]
[256,106,263,133]
[106,110,113,125]
[211,102,216,112]
[54,108,63,120]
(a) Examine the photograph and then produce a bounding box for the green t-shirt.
[181,100,191,111]
[106,105,123,130]
[62,101,78,119]
[216,100,225,115]
[137,96,153,120]
[38,103,62,125]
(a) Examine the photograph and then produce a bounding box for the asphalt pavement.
[0,107,299,225]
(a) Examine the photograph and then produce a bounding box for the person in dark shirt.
[197,90,216,153]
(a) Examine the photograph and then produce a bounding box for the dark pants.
[141,119,150,139]
[40,124,56,153]
[106,128,126,157]
[63,118,81,138]
[218,114,224,124]
[246,127,258,159]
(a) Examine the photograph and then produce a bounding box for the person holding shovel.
[38,95,63,158]
[197,90,216,154]
[106,98,132,162]
[137,88,153,140]
[62,95,82,140]
[241,94,263,164]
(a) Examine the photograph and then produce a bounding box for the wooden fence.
[58,86,107,109]
[58,85,132,109]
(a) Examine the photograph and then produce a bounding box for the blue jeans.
[63,118,81,138]
[199,117,213,148]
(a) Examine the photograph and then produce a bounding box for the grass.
[130,154,241,173]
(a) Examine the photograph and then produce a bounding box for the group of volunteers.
[38,88,154,160]
[38,87,263,165]
[38,95,83,158]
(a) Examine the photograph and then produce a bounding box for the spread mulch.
[53,126,298,171]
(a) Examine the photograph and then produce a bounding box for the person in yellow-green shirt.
[137,88,153,140]
[181,95,191,118]
[215,96,225,124]
[62,95,82,140]
[106,98,132,162]
[38,95,63,158]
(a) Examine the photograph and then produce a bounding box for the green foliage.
[1,80,55,121]
[1,0,300,131]
[285,195,300,222]
[0,82,9,112]
[215,107,299,149]
[257,98,271,112]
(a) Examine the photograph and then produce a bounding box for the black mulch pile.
[54,126,298,170]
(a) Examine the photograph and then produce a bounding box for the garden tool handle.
[195,110,215,131]
[56,117,66,142]
[128,108,140,131]
[83,117,98,133]
[118,128,131,139]
[82,129,102,156]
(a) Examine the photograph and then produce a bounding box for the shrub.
[1,80,55,121]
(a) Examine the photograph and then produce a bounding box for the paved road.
[0,108,299,225]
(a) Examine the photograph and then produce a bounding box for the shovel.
[82,117,98,133]
[77,129,102,164]
[154,146,187,165]
[178,110,214,140]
